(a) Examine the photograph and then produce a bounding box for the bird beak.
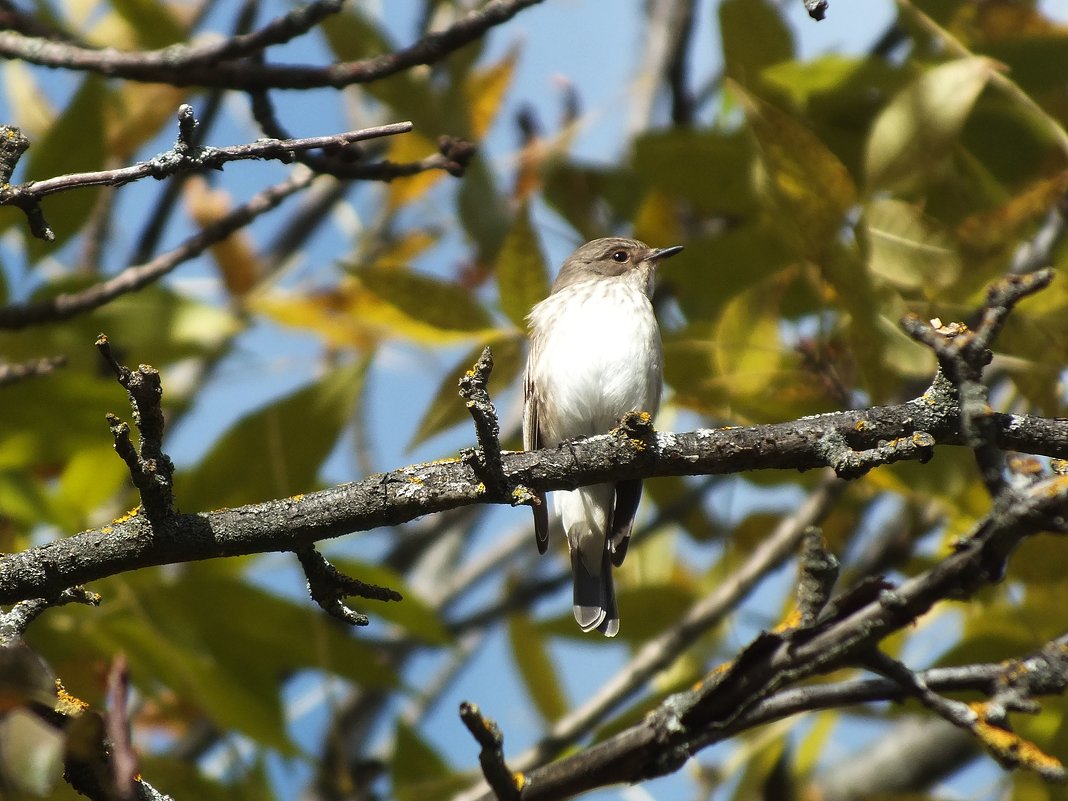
[649,245,684,262]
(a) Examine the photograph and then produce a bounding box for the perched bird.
[523,237,683,636]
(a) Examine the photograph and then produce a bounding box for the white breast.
[530,280,661,444]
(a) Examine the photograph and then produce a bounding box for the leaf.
[541,160,644,241]
[408,334,524,450]
[258,267,499,348]
[177,360,367,509]
[109,0,186,48]
[184,177,262,297]
[957,169,1068,257]
[733,83,857,261]
[355,263,497,339]
[392,722,468,801]
[2,62,55,138]
[464,48,517,139]
[719,0,794,86]
[387,130,447,210]
[865,57,995,191]
[23,75,108,253]
[762,54,866,108]
[458,156,511,260]
[864,198,961,291]
[496,203,550,329]
[508,611,567,723]
[330,558,453,645]
[631,129,757,217]
[106,82,189,159]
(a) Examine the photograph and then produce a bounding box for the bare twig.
[0,113,412,239]
[0,169,315,329]
[902,270,1054,496]
[459,703,522,801]
[248,87,476,180]
[0,587,100,644]
[0,354,66,387]
[96,335,174,522]
[106,656,138,801]
[0,0,545,90]
[295,545,402,627]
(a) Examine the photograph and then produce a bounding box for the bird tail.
[562,484,619,637]
[570,548,619,637]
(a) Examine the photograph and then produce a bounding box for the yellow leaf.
[733,81,856,261]
[865,57,995,191]
[2,63,54,138]
[387,131,444,210]
[864,198,961,291]
[106,82,189,159]
[464,48,518,139]
[183,177,261,298]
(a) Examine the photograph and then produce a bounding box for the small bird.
[523,237,684,636]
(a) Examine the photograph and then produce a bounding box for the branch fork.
[458,346,538,510]
[96,334,175,523]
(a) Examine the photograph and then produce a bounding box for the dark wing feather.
[608,479,643,567]
[523,354,549,554]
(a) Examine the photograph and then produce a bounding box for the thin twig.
[0,354,66,387]
[0,0,545,90]
[0,169,315,329]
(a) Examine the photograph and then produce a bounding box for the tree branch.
[3,391,1068,604]
[0,112,412,239]
[0,168,316,329]
[0,0,546,90]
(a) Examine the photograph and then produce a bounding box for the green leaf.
[83,568,397,753]
[407,335,524,450]
[658,223,790,323]
[865,57,995,191]
[23,76,108,254]
[496,204,550,329]
[0,710,65,796]
[111,0,185,47]
[458,157,511,261]
[719,0,795,86]
[541,161,644,241]
[632,130,757,216]
[864,198,961,291]
[762,54,866,108]
[392,722,468,801]
[99,614,294,753]
[330,558,453,645]
[734,83,857,261]
[643,477,718,542]
[508,610,567,723]
[177,360,367,509]
[356,263,496,337]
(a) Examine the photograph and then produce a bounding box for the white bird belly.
[532,282,661,443]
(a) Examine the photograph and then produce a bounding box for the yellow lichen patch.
[290,494,304,502]
[513,772,527,791]
[772,607,803,633]
[969,702,1066,776]
[854,419,868,431]
[55,681,88,716]
[100,526,112,534]
[113,507,140,525]
[408,476,424,484]
[431,457,462,465]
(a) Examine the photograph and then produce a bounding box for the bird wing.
[608,479,643,567]
[523,352,550,554]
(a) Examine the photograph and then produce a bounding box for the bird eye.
[611,250,628,263]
